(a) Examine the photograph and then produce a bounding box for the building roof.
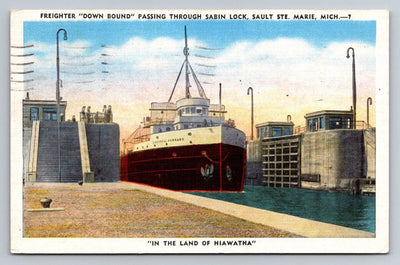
[23,99,67,106]
[304,109,352,118]
[256,121,294,128]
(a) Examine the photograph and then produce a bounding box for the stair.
[78,121,93,182]
[26,120,40,182]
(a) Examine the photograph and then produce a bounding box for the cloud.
[23,36,376,138]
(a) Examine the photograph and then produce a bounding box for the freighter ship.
[120,27,246,191]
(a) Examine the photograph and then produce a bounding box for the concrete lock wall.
[246,140,262,162]
[36,122,82,182]
[364,128,376,180]
[245,140,263,185]
[26,122,120,183]
[245,162,263,185]
[301,130,365,190]
[86,123,120,182]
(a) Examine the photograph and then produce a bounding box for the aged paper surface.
[10,9,389,253]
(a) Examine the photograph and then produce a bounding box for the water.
[188,186,375,233]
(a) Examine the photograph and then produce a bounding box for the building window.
[308,118,318,132]
[43,108,57,121]
[184,124,189,129]
[329,117,342,129]
[196,108,202,114]
[272,127,282,137]
[166,127,171,131]
[319,117,325,129]
[284,128,291,136]
[30,108,39,121]
[344,117,351,129]
[191,107,196,113]
[185,107,190,114]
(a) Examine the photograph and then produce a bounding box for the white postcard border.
[10,9,389,254]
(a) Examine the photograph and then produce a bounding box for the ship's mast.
[168,26,207,103]
[184,26,191,98]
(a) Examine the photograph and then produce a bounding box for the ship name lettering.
[153,140,166,144]
[168,137,184,142]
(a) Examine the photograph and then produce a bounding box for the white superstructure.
[134,125,246,152]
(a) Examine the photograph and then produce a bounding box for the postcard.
[10,9,389,253]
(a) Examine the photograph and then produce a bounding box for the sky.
[16,19,377,140]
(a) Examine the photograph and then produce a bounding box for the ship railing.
[143,118,175,127]
[150,102,177,110]
[122,133,151,154]
[294,126,307,134]
[125,135,151,145]
[355,120,374,130]
[124,126,151,142]
[294,120,373,134]
[209,104,226,112]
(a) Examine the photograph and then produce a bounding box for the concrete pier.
[23,182,374,238]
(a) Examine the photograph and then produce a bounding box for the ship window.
[30,107,39,121]
[272,127,282,137]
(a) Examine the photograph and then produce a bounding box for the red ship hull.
[120,143,246,191]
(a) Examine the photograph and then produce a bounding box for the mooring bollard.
[40,197,52,208]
